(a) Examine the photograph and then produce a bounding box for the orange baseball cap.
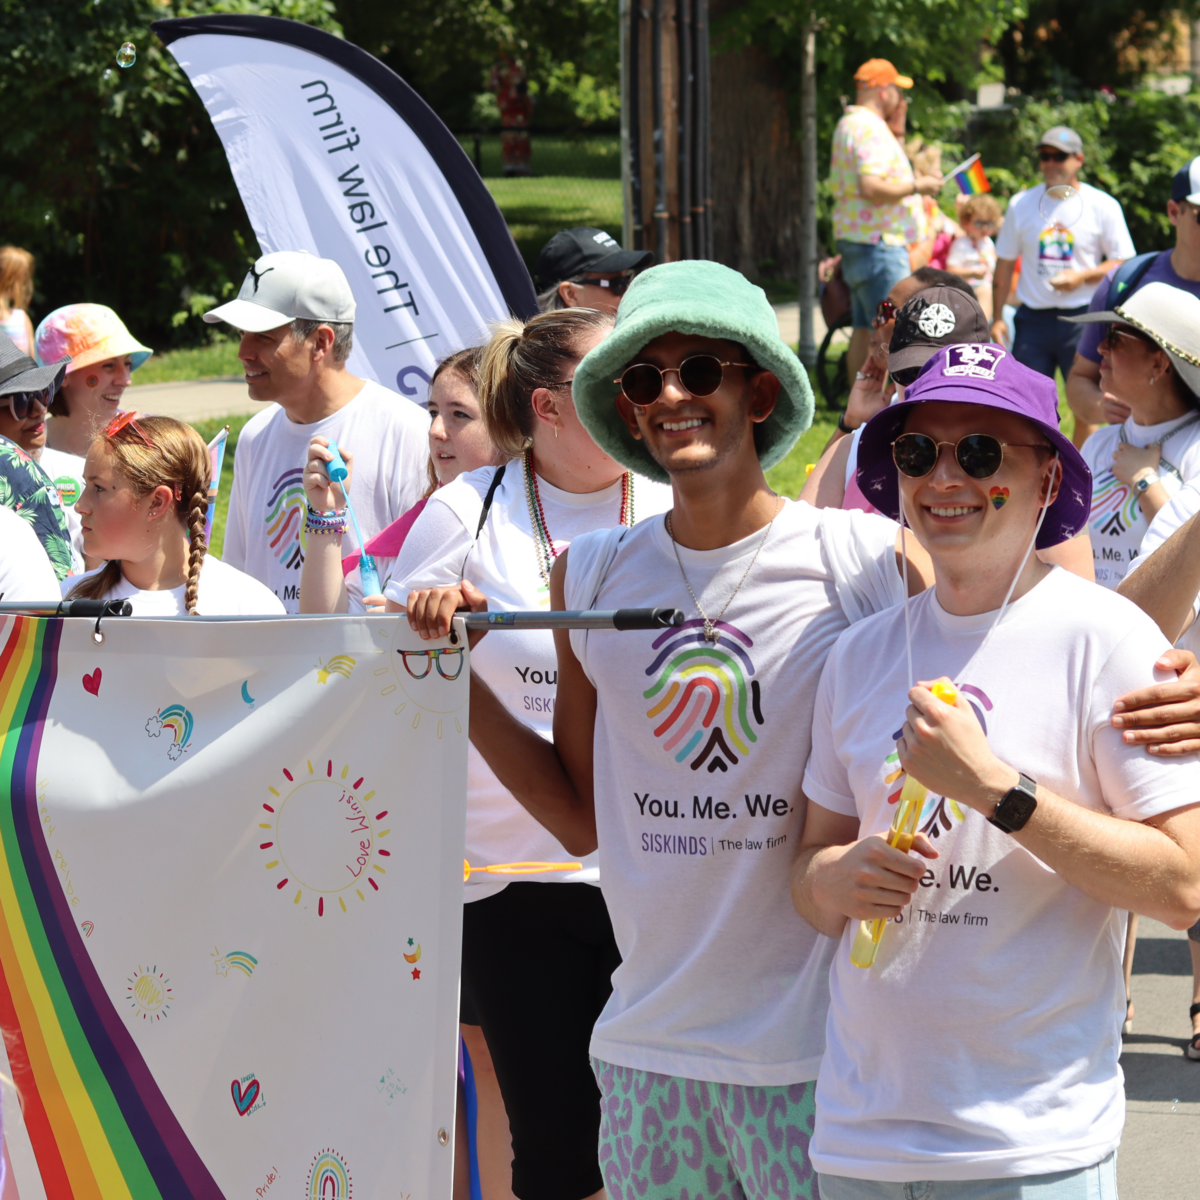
[855,59,913,89]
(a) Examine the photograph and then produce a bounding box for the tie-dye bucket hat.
[34,305,152,374]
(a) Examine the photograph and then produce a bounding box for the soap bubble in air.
[116,42,137,69]
[1039,184,1082,229]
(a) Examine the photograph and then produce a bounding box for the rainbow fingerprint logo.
[308,1148,352,1199]
[212,947,258,977]
[145,704,194,760]
[266,467,307,569]
[885,684,993,839]
[642,618,763,773]
[1089,471,1140,542]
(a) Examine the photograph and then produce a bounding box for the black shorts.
[461,882,620,1200]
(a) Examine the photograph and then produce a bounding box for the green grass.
[134,341,242,385]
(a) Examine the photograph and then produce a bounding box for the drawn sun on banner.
[259,759,392,916]
[370,621,468,739]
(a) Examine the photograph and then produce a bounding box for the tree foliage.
[0,0,340,350]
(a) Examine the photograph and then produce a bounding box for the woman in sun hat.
[34,305,152,556]
[0,332,75,579]
[1062,281,1200,592]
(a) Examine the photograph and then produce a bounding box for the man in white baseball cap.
[204,250,429,612]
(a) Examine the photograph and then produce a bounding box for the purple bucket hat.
[856,343,1092,549]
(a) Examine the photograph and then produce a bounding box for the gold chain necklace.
[666,496,782,644]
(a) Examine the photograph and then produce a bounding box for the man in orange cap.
[830,60,943,381]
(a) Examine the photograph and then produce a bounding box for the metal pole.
[620,0,633,249]
[629,4,645,250]
[678,0,693,260]
[696,0,712,259]
[798,20,819,366]
[652,0,670,258]
[461,608,683,631]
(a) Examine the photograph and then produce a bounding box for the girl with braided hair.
[64,414,283,615]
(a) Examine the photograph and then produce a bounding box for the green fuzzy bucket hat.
[572,261,814,483]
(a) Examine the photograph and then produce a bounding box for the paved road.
[1121,917,1200,1196]
[130,377,260,422]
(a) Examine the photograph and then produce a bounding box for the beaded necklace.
[523,447,635,588]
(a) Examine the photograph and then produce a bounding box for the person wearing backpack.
[1066,156,1200,448]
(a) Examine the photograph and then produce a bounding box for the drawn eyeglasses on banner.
[397,647,466,681]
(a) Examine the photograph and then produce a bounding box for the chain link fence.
[455,129,622,273]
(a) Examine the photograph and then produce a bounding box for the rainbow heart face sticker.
[231,1077,261,1115]
[989,487,1010,509]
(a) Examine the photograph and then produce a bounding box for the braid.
[184,489,208,616]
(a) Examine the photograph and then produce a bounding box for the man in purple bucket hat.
[793,344,1200,1199]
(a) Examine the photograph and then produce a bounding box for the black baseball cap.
[534,227,654,291]
[888,286,990,382]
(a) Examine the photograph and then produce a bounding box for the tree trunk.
[709,1,802,279]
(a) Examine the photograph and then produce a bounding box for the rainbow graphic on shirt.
[1088,471,1140,541]
[1037,224,1074,268]
[885,684,993,839]
[266,467,307,570]
[145,703,194,761]
[0,615,223,1196]
[642,618,764,773]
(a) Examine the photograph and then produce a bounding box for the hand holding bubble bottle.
[325,442,382,599]
[849,678,958,970]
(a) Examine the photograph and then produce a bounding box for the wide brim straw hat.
[1063,281,1200,397]
[0,331,70,398]
[572,261,814,483]
[34,304,152,374]
[856,343,1092,550]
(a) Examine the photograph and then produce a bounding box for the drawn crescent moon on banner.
[241,681,256,706]
[402,944,422,964]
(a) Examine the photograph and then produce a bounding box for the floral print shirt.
[0,437,73,580]
[830,106,917,247]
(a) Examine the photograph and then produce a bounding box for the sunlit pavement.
[131,377,259,422]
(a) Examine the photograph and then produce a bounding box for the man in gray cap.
[204,250,429,612]
[992,125,1134,384]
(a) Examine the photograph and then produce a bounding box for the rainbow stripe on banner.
[953,155,991,196]
[0,617,221,1198]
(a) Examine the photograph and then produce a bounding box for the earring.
[554,425,559,439]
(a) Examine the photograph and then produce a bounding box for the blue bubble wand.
[325,441,382,599]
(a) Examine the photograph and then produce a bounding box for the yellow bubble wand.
[463,860,583,882]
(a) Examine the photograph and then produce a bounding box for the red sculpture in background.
[491,54,533,177]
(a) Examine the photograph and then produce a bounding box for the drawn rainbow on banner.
[158,704,193,750]
[0,616,222,1197]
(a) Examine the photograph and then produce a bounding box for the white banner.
[154,15,538,397]
[0,613,468,1199]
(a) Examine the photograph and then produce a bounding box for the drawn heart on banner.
[82,669,102,696]
[231,1077,261,1115]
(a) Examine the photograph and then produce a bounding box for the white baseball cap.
[203,251,357,333]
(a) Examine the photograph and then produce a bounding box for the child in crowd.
[946,193,1002,318]
[35,304,153,558]
[0,247,36,355]
[299,346,497,613]
[65,413,283,616]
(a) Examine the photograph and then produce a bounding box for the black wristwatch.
[837,412,857,435]
[988,773,1038,833]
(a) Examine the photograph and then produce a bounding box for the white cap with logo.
[203,250,357,333]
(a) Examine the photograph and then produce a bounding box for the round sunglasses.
[1,389,51,421]
[893,432,1051,480]
[614,355,751,407]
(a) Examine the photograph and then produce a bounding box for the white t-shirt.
[386,460,673,901]
[945,233,997,288]
[61,554,285,616]
[803,568,1200,1182]
[1081,412,1200,589]
[0,505,60,601]
[564,500,906,1085]
[36,446,86,565]
[223,381,429,612]
[993,182,1135,310]
[1128,478,1200,656]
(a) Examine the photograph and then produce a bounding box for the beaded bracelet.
[305,504,348,535]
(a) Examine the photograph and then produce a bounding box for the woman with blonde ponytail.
[64,414,283,615]
[384,308,673,1200]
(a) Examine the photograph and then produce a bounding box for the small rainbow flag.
[204,426,229,544]
[951,153,990,196]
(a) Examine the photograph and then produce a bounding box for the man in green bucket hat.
[404,260,1200,1200]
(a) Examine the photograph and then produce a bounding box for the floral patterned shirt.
[0,437,73,580]
[830,106,917,247]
